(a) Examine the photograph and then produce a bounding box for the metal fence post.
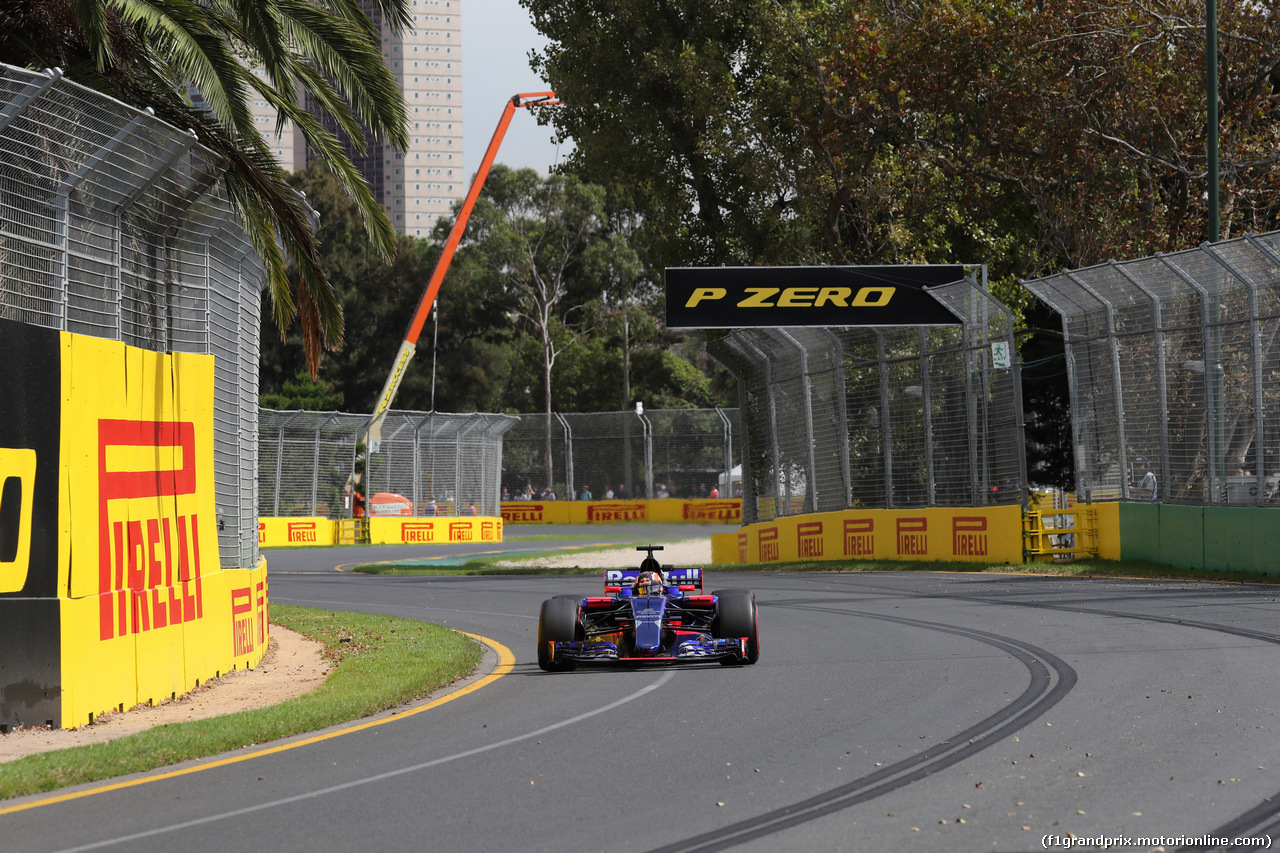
[715,407,734,499]
[1109,261,1171,503]
[1157,252,1222,501]
[741,336,782,517]
[556,412,574,499]
[1067,272,1129,497]
[819,329,853,510]
[637,409,654,499]
[779,329,818,511]
[1203,242,1267,501]
[875,331,895,508]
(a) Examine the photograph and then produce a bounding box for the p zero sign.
[665,265,966,328]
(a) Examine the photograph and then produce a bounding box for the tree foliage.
[0,0,411,373]
[526,0,1280,278]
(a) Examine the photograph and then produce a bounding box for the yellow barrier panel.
[367,516,504,546]
[53,333,269,728]
[723,506,1025,566]
[500,499,741,525]
[257,517,337,548]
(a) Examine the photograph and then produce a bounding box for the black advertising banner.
[0,317,63,728]
[665,265,967,329]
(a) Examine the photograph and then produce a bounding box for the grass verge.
[0,605,481,801]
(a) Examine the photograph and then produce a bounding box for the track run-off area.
[6,525,1280,852]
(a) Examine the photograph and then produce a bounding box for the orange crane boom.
[364,92,560,452]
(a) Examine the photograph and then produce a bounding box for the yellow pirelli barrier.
[500,499,742,525]
[47,332,270,727]
[367,516,504,546]
[258,517,337,548]
[722,506,1025,566]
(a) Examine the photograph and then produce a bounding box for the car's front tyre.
[537,597,580,672]
[713,590,759,665]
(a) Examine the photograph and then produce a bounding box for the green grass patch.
[0,605,480,801]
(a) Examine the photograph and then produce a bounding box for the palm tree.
[0,0,410,373]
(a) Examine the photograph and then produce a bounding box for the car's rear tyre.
[713,590,759,665]
[537,597,580,672]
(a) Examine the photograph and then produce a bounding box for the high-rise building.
[250,0,464,238]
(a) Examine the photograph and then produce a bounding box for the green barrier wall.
[1119,503,1279,575]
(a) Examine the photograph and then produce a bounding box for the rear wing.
[605,568,704,594]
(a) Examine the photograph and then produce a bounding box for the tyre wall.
[0,320,268,729]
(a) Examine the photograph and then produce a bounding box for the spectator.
[424,498,437,516]
[464,502,477,515]
[656,483,670,499]
[521,485,534,500]
[580,484,593,501]
[541,486,557,501]
[1129,457,1158,500]
[604,486,615,499]
[501,487,511,502]
[709,485,719,499]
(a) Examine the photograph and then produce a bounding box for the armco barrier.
[720,506,1025,565]
[0,321,268,729]
[499,499,742,525]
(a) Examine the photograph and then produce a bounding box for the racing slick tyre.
[713,590,759,666]
[537,597,580,672]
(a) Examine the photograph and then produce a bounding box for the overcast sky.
[461,1,570,177]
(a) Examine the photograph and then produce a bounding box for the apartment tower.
[251,0,464,238]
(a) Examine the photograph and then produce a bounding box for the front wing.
[549,634,749,664]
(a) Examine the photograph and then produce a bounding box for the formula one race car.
[536,546,760,671]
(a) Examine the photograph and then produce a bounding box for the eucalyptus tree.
[0,0,411,372]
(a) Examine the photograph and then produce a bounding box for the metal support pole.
[918,328,936,506]
[1203,243,1267,502]
[778,329,818,511]
[876,331,895,509]
[1067,272,1129,498]
[820,329,853,509]
[715,407,734,501]
[1158,252,1223,500]
[556,413,574,501]
[1109,261,1171,503]
[741,336,782,518]
[637,410,654,499]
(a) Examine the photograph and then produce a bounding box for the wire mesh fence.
[258,410,518,517]
[0,63,263,568]
[493,409,740,502]
[708,276,1026,524]
[1025,233,1280,507]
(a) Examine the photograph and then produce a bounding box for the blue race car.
[536,545,760,671]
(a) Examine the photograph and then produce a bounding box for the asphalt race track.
[8,528,1280,852]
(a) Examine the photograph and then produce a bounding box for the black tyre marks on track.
[797,577,1280,852]
[648,606,1078,853]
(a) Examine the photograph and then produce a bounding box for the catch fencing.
[258,410,517,517]
[708,277,1026,524]
[0,63,263,568]
[1025,233,1280,507]
[501,409,740,501]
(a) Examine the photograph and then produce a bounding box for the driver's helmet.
[634,570,665,597]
